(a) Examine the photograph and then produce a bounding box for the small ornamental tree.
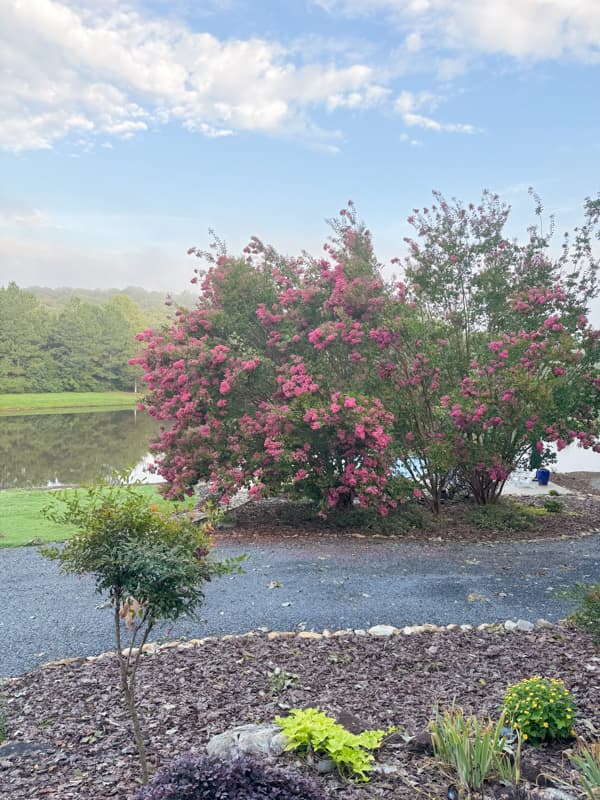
[42,481,243,783]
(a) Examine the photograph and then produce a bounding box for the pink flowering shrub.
[134,193,600,514]
[133,205,406,512]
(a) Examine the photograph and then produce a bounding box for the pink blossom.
[344,397,357,409]
[355,424,366,440]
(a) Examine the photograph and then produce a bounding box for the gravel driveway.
[1,532,598,677]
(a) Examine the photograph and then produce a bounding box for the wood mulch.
[2,482,600,800]
[216,489,600,546]
[1,627,599,799]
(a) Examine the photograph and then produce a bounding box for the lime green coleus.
[274,707,391,782]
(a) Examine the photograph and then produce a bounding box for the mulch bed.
[216,491,600,546]
[2,627,599,799]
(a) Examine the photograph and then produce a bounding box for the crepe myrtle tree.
[133,204,408,514]
[42,479,244,784]
[443,322,600,504]
[133,193,600,516]
[397,189,600,506]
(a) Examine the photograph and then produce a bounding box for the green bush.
[502,676,576,745]
[274,707,388,782]
[429,707,518,793]
[467,502,534,531]
[569,743,600,800]
[543,498,563,513]
[566,582,600,640]
[41,478,244,784]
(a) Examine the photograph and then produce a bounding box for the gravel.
[1,530,599,677]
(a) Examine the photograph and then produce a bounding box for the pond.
[0,409,160,490]
[0,408,598,492]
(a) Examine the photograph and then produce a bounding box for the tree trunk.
[114,605,149,784]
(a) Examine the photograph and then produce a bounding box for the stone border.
[13,617,560,676]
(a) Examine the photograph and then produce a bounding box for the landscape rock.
[371,763,399,776]
[206,724,287,760]
[314,757,336,774]
[406,731,434,754]
[368,624,397,637]
[504,620,518,631]
[516,619,534,632]
[0,742,55,758]
[531,789,577,800]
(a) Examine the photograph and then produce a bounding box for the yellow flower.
[523,734,528,740]
[543,722,549,728]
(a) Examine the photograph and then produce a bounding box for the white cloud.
[395,90,478,133]
[399,132,423,147]
[0,0,390,152]
[314,0,600,63]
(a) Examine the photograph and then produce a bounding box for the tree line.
[0,284,178,393]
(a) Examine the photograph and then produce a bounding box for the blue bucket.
[536,468,550,486]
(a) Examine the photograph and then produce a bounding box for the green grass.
[0,485,182,547]
[0,391,140,416]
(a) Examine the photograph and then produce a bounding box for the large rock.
[206,724,287,760]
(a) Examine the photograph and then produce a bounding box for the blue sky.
[1,0,599,294]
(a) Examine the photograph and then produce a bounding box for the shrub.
[569,742,600,800]
[543,498,563,513]
[502,676,576,744]
[42,478,244,783]
[135,195,600,516]
[134,754,327,800]
[548,489,560,496]
[429,707,518,793]
[467,502,534,531]
[274,707,387,782]
[566,582,600,640]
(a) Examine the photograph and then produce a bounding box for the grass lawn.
[0,485,179,547]
[0,391,140,416]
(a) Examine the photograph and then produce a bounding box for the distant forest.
[0,283,197,394]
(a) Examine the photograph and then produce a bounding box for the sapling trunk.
[114,603,150,784]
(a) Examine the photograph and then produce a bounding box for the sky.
[1,0,599,296]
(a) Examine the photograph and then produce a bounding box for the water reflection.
[0,409,158,490]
